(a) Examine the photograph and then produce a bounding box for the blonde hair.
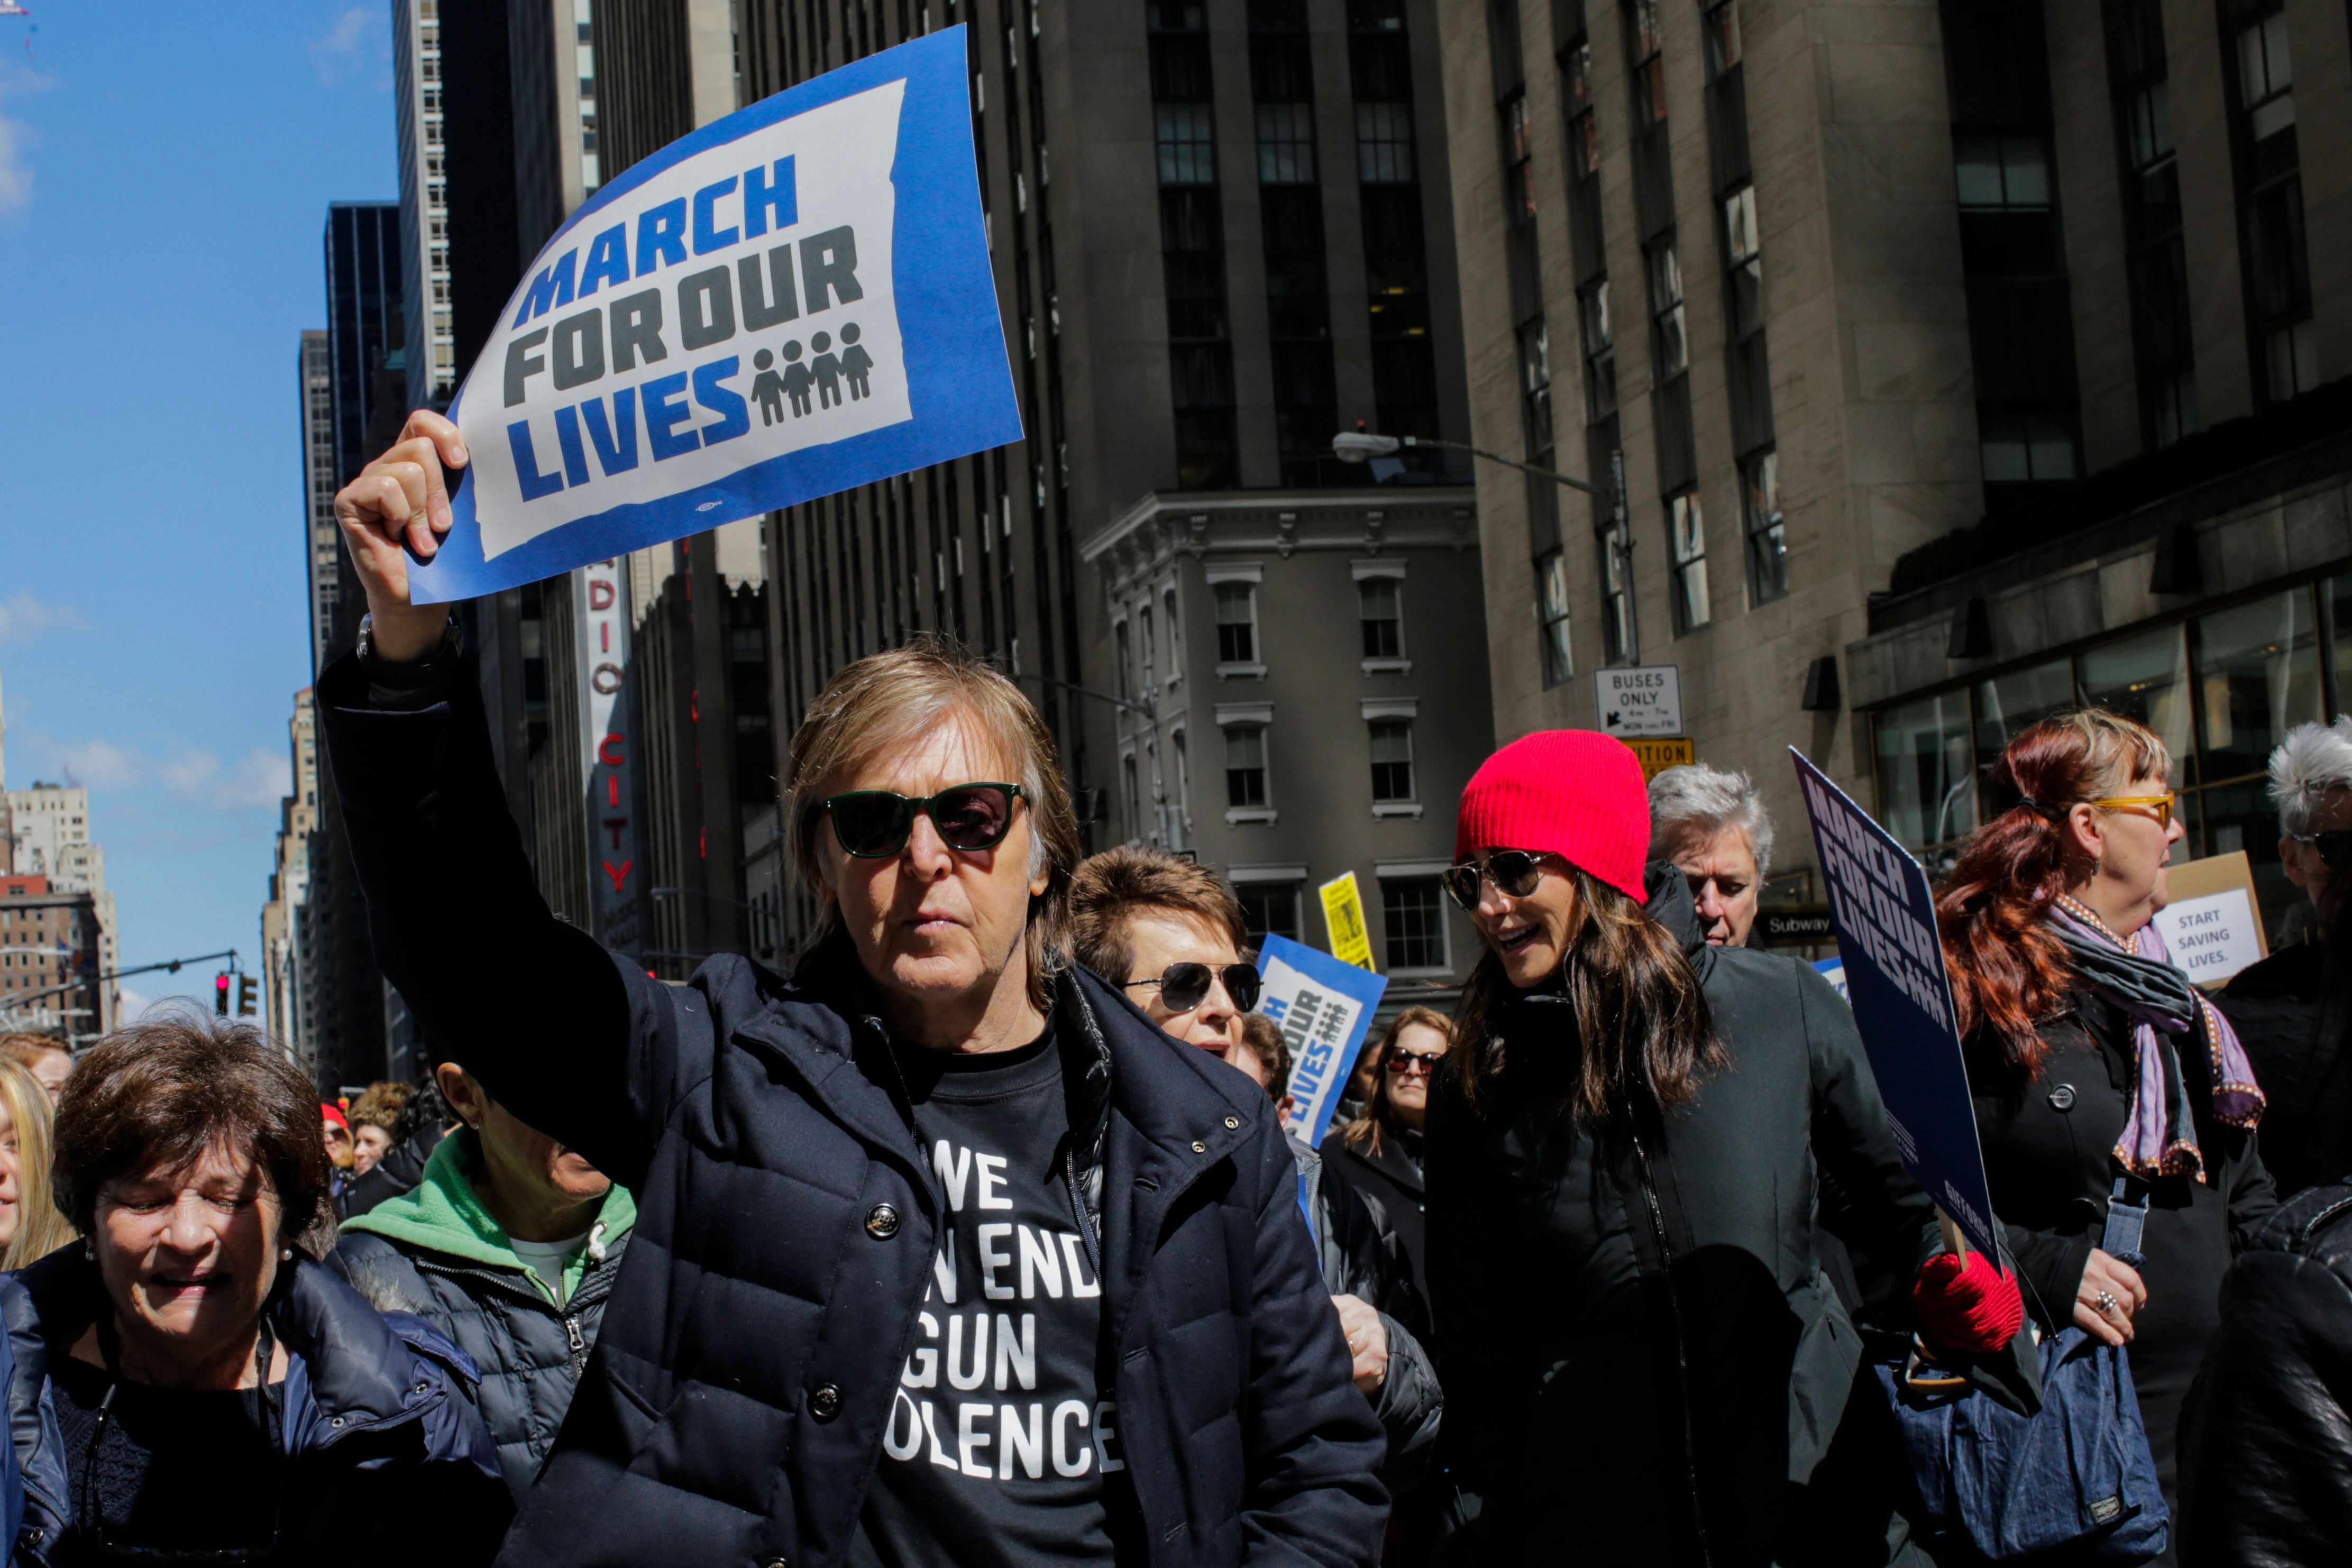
[0,1056,74,1269]
[785,636,1082,1012]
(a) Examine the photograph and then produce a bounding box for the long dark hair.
[1935,709,2170,1080]
[1445,866,1723,1123]
[1339,1005,1454,1157]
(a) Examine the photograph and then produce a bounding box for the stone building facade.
[1436,0,2352,924]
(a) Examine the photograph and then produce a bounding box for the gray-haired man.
[1647,763,1775,947]
[2217,716,2352,1196]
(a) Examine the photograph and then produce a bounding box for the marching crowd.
[0,409,2345,1566]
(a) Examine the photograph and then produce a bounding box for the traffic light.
[237,975,258,1017]
[213,973,230,1016]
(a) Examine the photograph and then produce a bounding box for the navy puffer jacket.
[1,1250,509,1566]
[317,650,1387,1568]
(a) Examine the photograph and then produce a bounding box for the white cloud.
[0,66,54,219]
[310,8,387,88]
[0,591,84,647]
[57,738,138,790]
[158,746,288,812]
[115,986,154,1022]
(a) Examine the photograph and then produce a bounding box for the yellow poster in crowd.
[1320,872,1377,972]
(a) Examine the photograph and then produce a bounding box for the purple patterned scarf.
[2049,895,2266,1182]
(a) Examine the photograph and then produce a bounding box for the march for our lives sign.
[1790,749,2000,1261]
[1258,934,1388,1148]
[410,27,1019,603]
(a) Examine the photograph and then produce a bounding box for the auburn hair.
[1445,867,1723,1123]
[1935,708,2172,1078]
[1337,1005,1454,1157]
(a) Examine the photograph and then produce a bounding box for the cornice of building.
[1081,486,1478,591]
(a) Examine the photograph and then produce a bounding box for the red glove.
[1913,1250,2024,1353]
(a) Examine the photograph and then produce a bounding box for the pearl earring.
[279,1248,293,1262]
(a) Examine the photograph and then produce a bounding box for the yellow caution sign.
[1626,736,1695,783]
[1319,872,1377,972]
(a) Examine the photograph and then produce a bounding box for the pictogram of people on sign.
[751,323,881,427]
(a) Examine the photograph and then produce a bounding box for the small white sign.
[2152,887,2265,986]
[1595,664,1683,737]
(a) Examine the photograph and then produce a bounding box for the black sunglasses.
[2293,829,2352,870]
[1122,962,1261,1014]
[822,783,1025,858]
[1443,849,1548,912]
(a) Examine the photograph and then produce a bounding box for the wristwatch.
[358,611,463,670]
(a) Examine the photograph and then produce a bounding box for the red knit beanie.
[1455,730,1651,901]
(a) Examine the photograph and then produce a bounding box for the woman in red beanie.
[1425,730,2017,1568]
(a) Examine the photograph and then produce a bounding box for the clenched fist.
[332,409,471,663]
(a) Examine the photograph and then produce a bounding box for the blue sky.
[0,4,395,1020]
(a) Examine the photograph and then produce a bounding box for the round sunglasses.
[1442,849,1548,913]
[1122,962,1261,1014]
[2291,828,2352,869]
[821,782,1026,858]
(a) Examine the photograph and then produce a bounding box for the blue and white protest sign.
[1791,748,1999,1260]
[1258,933,1388,1148]
[410,26,1019,603]
[1813,956,1848,1001]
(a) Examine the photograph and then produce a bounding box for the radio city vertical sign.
[576,558,646,957]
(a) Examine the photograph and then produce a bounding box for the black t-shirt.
[853,1026,1119,1568]
[53,1351,286,1564]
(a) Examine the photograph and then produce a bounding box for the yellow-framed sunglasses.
[2084,793,2176,829]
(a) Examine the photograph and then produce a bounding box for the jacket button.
[2047,1084,2076,1111]
[865,1203,901,1239]
[809,1383,843,1422]
[761,1558,789,1568]
[1191,1140,1206,1154]
[1224,1115,1239,1129]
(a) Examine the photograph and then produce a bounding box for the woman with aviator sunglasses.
[1426,730,1993,1568]
[1938,710,2274,1530]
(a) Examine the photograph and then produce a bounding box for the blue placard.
[410,26,1019,603]
[1257,933,1388,1149]
[1791,748,1999,1261]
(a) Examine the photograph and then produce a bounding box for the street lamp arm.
[0,947,240,1013]
[1015,672,1154,716]
[1393,435,1605,498]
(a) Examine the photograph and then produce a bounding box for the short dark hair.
[1237,1012,1291,1102]
[54,1018,331,1244]
[1066,846,1251,984]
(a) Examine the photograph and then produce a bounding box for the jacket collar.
[1644,859,1709,960]
[15,1249,445,1441]
[340,1130,638,1297]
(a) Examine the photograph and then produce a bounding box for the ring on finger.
[2093,1289,2120,1317]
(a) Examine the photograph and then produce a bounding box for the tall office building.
[261,690,318,1070]
[298,332,342,677]
[565,0,1494,975]
[1440,0,2352,938]
[393,1,461,409]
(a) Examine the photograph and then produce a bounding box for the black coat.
[1320,1129,1427,1313]
[1966,985,2276,1514]
[1,1252,509,1567]
[331,1212,632,1503]
[1426,868,1937,1568]
[317,651,1386,1568]
[2216,941,2352,1198]
[2178,1178,2352,1565]
[343,1122,447,1219]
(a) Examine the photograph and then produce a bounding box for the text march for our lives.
[1790,748,2000,1261]
[409,25,1019,603]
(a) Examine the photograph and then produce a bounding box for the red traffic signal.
[214,973,231,1016]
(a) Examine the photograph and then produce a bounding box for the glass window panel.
[1973,657,2076,780]
[2194,587,2320,783]
[2182,777,2300,946]
[2322,571,2352,711]
[1379,877,1448,969]
[1238,883,1302,945]
[1873,692,1976,855]
[2078,623,2193,775]
[1214,581,1257,663]
[1954,137,2005,207]
[1537,548,1574,685]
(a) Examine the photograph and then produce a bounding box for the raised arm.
[319,411,692,1188]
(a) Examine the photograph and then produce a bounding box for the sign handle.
[1937,1210,1970,1261]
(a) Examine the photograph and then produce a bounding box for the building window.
[1356,102,1415,184]
[1598,521,1633,666]
[1123,754,1142,841]
[1156,103,1219,185]
[2228,3,2314,402]
[1255,1,1339,487]
[1115,620,1133,698]
[1536,548,1574,685]
[1369,720,1415,801]
[1257,102,1317,185]
[2102,0,2196,447]
[1669,491,1710,632]
[1162,587,1182,680]
[1238,883,1302,946]
[1225,727,1269,807]
[1360,577,1403,658]
[1154,1,1238,488]
[1741,448,1787,603]
[1380,877,1449,969]
[1626,0,1668,125]
[1578,281,1616,418]
[1722,186,1762,341]
[1646,239,1688,380]
[1215,581,1258,664]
